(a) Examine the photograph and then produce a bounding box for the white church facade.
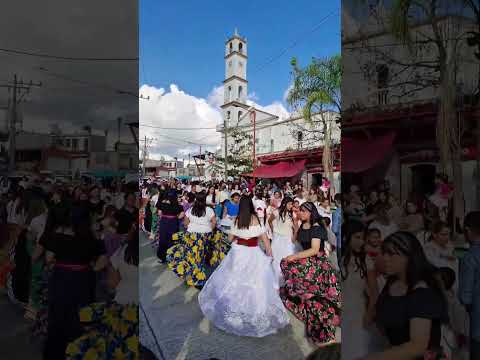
[216,29,340,189]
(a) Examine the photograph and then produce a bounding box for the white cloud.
[206,86,224,110]
[139,83,292,159]
[246,99,290,121]
[283,84,293,103]
[140,83,222,160]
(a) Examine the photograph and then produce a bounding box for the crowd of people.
[341,176,478,360]
[140,176,342,349]
[0,175,139,360]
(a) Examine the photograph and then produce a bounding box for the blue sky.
[139,0,340,159]
[140,0,340,106]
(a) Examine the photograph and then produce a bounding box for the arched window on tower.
[229,42,233,53]
[239,42,243,53]
[226,111,231,120]
[238,111,243,122]
[228,86,232,102]
[238,86,243,100]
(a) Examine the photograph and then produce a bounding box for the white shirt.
[7,199,25,225]
[423,241,457,270]
[271,210,293,238]
[218,191,229,204]
[206,194,216,206]
[317,205,332,224]
[110,245,138,305]
[114,193,125,210]
[28,212,48,242]
[186,207,215,234]
[150,194,159,207]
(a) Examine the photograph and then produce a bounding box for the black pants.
[43,268,94,360]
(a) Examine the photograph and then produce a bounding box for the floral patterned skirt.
[66,302,139,360]
[166,231,230,287]
[280,253,341,345]
[32,266,52,337]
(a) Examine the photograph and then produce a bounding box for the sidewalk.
[139,232,319,360]
[0,290,43,359]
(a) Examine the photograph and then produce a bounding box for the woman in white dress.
[341,220,373,360]
[268,196,297,286]
[198,195,289,337]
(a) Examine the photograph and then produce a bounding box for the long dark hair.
[208,186,216,204]
[299,201,322,226]
[124,222,139,266]
[341,220,367,281]
[382,231,446,299]
[278,196,294,222]
[235,195,259,229]
[191,191,207,217]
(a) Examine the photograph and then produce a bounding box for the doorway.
[410,163,436,199]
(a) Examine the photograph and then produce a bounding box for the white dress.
[198,223,289,337]
[341,263,372,360]
[110,245,139,304]
[270,211,296,287]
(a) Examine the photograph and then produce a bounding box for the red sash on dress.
[235,237,259,247]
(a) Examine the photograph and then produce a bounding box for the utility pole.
[0,74,42,172]
[117,117,122,148]
[142,135,147,177]
[224,116,228,181]
[139,136,155,177]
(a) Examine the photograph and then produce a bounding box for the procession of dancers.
[140,177,341,347]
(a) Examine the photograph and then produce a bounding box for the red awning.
[342,132,396,173]
[244,159,307,178]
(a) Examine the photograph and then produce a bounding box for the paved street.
[0,290,43,359]
[139,232,321,360]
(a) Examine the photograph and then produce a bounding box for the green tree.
[286,54,341,193]
[354,0,476,226]
[213,126,254,179]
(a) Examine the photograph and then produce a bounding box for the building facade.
[216,29,340,189]
[341,1,480,212]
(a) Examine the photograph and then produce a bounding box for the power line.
[156,133,210,146]
[33,66,149,100]
[253,10,338,73]
[342,36,471,51]
[0,47,138,61]
[141,124,217,130]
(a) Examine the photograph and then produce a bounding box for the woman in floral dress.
[280,201,341,345]
[66,222,139,360]
[166,191,229,288]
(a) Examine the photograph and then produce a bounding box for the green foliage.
[214,127,253,177]
[286,54,341,122]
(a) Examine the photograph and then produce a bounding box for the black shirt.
[376,285,448,356]
[115,207,138,234]
[157,201,183,217]
[40,231,106,265]
[297,224,327,251]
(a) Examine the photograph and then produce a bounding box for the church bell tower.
[221,28,248,127]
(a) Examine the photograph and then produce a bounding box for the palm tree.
[286,54,341,195]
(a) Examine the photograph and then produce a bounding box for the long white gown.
[341,263,374,360]
[270,212,296,287]
[198,224,289,337]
